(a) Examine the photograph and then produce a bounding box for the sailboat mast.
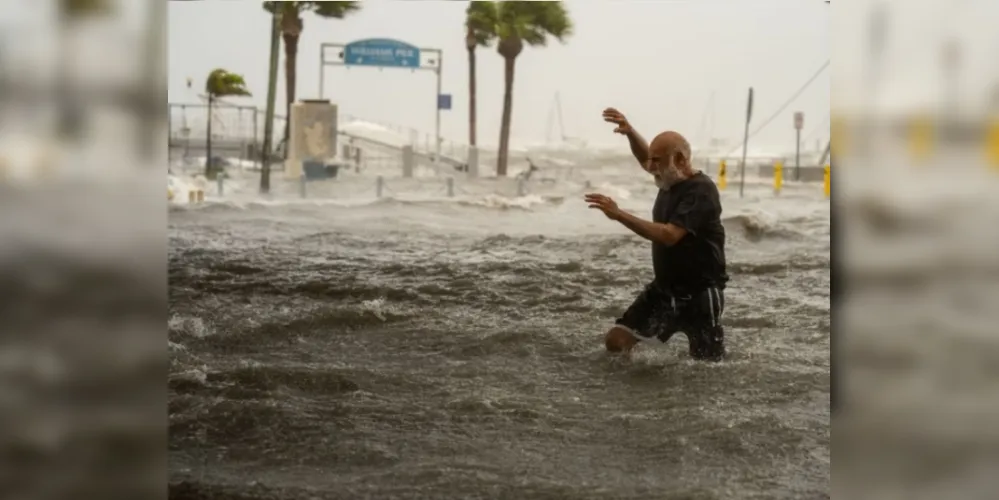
[555,92,567,142]
[709,91,716,149]
[695,90,715,149]
[545,93,558,145]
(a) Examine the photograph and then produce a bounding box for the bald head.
[647,131,693,189]
[649,131,691,169]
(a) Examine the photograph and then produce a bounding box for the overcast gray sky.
[169,0,831,152]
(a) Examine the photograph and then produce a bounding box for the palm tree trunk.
[497,55,517,177]
[282,31,300,153]
[205,95,213,178]
[260,9,281,194]
[467,46,477,146]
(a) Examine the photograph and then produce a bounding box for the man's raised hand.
[584,193,622,220]
[602,108,632,135]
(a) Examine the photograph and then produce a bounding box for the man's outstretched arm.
[585,192,708,246]
[612,210,687,247]
[602,108,650,171]
[625,130,650,171]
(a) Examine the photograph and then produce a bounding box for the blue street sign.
[438,94,452,111]
[343,38,421,68]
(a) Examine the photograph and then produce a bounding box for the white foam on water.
[168,314,215,338]
[471,193,550,210]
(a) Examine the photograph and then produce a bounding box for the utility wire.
[802,113,830,144]
[724,59,830,156]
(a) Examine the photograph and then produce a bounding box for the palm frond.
[496,1,572,46]
[263,1,360,27]
[261,1,294,15]
[466,1,498,47]
[306,1,362,19]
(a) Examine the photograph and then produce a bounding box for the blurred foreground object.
[835,3,999,498]
[907,115,934,164]
[0,0,167,498]
[988,119,999,169]
[55,0,116,141]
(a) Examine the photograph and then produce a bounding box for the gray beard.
[654,173,679,190]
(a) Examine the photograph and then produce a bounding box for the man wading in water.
[584,108,728,361]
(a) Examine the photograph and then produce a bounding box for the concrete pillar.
[402,145,415,178]
[467,146,479,178]
[285,99,338,180]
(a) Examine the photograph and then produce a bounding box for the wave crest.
[723,214,805,241]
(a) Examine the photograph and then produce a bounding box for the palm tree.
[204,69,251,178]
[262,1,361,149]
[465,2,498,148]
[493,2,572,176]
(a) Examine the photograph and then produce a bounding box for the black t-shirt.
[651,172,728,292]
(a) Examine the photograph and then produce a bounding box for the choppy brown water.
[168,165,830,500]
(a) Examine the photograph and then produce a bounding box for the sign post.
[794,111,804,181]
[319,39,446,158]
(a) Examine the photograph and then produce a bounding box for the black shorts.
[615,283,726,361]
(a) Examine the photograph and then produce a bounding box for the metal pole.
[738,87,754,198]
[260,9,280,194]
[253,106,259,169]
[435,51,443,158]
[167,104,172,154]
[795,128,801,181]
[182,105,190,158]
[319,45,325,100]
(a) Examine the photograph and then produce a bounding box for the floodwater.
[168,153,830,499]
